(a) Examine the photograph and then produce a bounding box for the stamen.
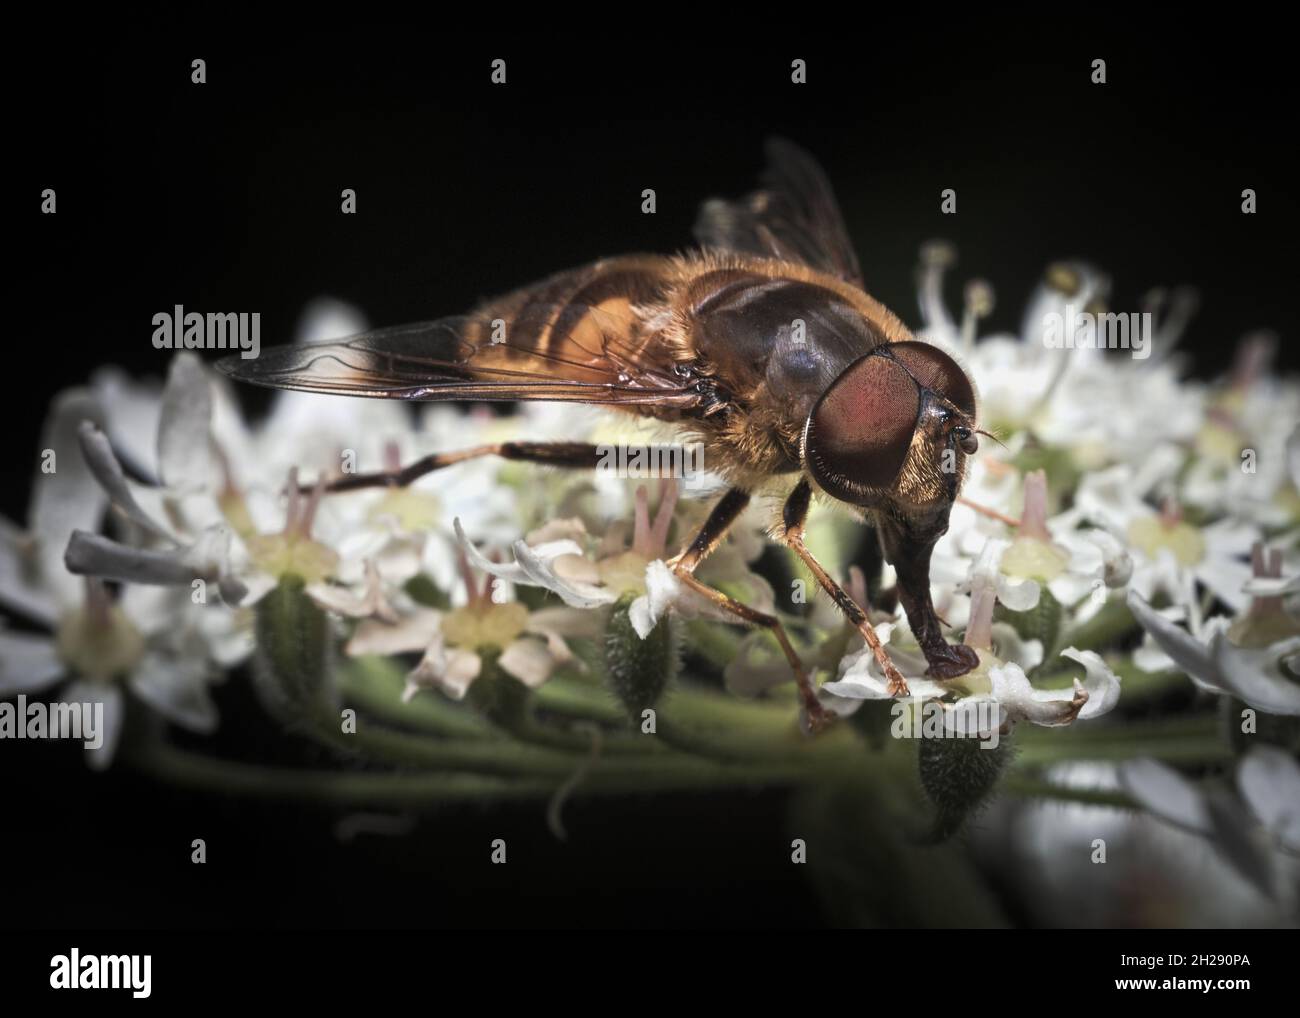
[296,477,328,538]
[384,441,402,475]
[1231,331,1277,392]
[83,576,112,630]
[283,468,302,534]
[1016,470,1052,541]
[647,479,679,558]
[965,580,996,652]
[960,279,994,351]
[1157,286,1199,351]
[456,549,481,605]
[1034,344,1073,413]
[1157,496,1183,528]
[631,485,652,558]
[917,241,957,336]
[1248,541,1285,615]
[213,442,239,499]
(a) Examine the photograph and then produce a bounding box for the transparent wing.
[217,304,700,408]
[694,138,863,286]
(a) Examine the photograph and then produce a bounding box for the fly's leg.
[668,488,833,732]
[308,442,673,493]
[779,481,911,697]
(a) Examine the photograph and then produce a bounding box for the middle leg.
[778,481,912,697]
[669,488,834,731]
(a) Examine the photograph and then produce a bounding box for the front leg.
[876,512,978,679]
[779,482,912,697]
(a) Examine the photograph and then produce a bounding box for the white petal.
[1237,746,1300,851]
[1208,632,1300,716]
[987,661,1084,726]
[29,390,109,606]
[454,518,615,610]
[1118,757,1213,834]
[64,680,125,772]
[157,354,213,492]
[1242,574,1300,598]
[296,296,367,344]
[64,531,196,585]
[77,423,176,542]
[1133,636,1176,674]
[127,652,219,734]
[306,560,396,621]
[0,516,60,626]
[989,622,1043,672]
[92,367,163,477]
[405,636,481,701]
[824,635,949,701]
[0,630,64,694]
[943,696,1004,738]
[1058,647,1122,719]
[1288,424,1300,491]
[997,573,1041,611]
[627,559,678,639]
[1126,589,1215,684]
[1085,528,1133,588]
[498,638,556,689]
[346,609,443,656]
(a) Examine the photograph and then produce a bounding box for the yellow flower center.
[246,533,339,585]
[597,550,651,596]
[218,489,257,540]
[442,601,529,651]
[55,604,145,681]
[946,650,997,698]
[1000,536,1070,582]
[1127,515,1205,567]
[1274,485,1300,523]
[368,489,441,531]
[1193,421,1241,465]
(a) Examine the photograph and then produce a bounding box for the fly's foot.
[925,642,979,680]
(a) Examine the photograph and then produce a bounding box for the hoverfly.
[219,139,981,729]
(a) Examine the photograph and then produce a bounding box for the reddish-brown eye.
[885,341,976,418]
[804,352,920,502]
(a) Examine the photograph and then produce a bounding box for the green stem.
[1061,594,1137,651]
[340,656,494,739]
[1001,775,1138,809]
[533,675,627,725]
[1014,737,1230,767]
[125,737,814,806]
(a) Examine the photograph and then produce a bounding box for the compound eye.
[886,341,977,419]
[804,352,920,502]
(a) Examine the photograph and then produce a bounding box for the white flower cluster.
[2,253,1297,767]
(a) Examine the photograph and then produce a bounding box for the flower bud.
[604,592,679,721]
[253,574,334,723]
[466,649,531,726]
[918,730,1016,841]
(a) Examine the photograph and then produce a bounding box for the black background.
[7,22,1297,929]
